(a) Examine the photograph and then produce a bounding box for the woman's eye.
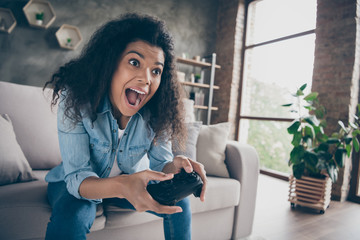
[152,68,162,76]
[129,59,139,67]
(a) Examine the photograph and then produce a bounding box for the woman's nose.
[138,68,151,85]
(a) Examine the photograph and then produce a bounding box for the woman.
[44,13,207,240]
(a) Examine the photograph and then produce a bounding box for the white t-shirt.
[108,128,125,177]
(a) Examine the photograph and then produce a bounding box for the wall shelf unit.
[23,0,56,29]
[180,81,220,90]
[55,24,83,50]
[176,53,220,125]
[0,8,17,34]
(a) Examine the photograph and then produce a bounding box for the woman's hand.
[163,155,208,202]
[115,170,183,214]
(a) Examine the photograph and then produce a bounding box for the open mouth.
[125,88,147,107]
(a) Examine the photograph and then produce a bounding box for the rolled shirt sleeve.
[148,137,173,172]
[57,96,102,204]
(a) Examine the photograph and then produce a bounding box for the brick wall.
[213,0,245,139]
[312,0,360,201]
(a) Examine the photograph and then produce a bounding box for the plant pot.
[288,175,332,214]
[36,19,43,25]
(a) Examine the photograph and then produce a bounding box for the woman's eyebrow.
[126,50,164,67]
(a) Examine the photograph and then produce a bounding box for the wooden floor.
[248,174,360,240]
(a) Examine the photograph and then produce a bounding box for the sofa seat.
[0,171,106,240]
[103,176,240,229]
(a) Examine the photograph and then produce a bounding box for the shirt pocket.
[128,144,149,166]
[89,138,111,166]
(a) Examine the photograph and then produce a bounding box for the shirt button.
[113,129,116,133]
[112,149,116,153]
[119,150,123,153]
[124,133,127,136]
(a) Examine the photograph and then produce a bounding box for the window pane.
[239,119,292,174]
[241,34,315,118]
[246,0,316,45]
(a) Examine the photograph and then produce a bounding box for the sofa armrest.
[225,140,259,239]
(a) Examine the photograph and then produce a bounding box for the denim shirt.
[45,93,173,203]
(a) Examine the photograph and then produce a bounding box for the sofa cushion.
[0,113,36,186]
[172,121,202,161]
[196,122,231,177]
[0,176,51,240]
[0,81,61,170]
[0,171,105,239]
[103,176,240,229]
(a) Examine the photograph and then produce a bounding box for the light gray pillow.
[172,121,202,161]
[196,122,231,178]
[0,114,35,186]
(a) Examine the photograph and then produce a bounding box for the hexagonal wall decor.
[23,0,56,29]
[0,8,17,34]
[56,24,83,50]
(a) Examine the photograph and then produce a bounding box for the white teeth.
[130,88,145,95]
[135,98,141,106]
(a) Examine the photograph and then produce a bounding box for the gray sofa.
[0,81,259,240]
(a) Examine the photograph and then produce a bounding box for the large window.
[238,0,317,177]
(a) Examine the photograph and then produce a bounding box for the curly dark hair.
[44,13,186,145]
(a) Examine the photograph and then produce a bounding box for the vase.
[288,175,332,214]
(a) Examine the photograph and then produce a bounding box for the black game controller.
[147,169,203,206]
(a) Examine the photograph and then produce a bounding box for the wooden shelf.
[194,105,218,111]
[23,0,56,29]
[0,8,16,34]
[176,57,221,69]
[55,24,83,50]
[180,81,219,90]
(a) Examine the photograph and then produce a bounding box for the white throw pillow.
[0,114,35,185]
[196,122,231,178]
[172,121,202,161]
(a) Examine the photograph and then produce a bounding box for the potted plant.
[66,38,72,47]
[35,12,44,25]
[282,84,360,213]
[194,74,202,83]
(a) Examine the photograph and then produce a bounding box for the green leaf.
[353,137,360,152]
[327,164,338,183]
[296,89,304,96]
[349,121,358,129]
[346,144,352,157]
[327,138,340,144]
[290,145,305,165]
[287,120,301,134]
[304,116,320,126]
[281,103,293,107]
[315,106,326,119]
[304,92,319,101]
[344,137,352,145]
[304,151,318,167]
[335,148,346,167]
[293,162,305,179]
[352,129,360,137]
[291,131,302,147]
[338,120,349,134]
[299,84,307,91]
[318,143,329,152]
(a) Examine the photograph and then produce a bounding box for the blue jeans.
[45,181,192,240]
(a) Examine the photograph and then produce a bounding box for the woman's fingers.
[143,170,174,182]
